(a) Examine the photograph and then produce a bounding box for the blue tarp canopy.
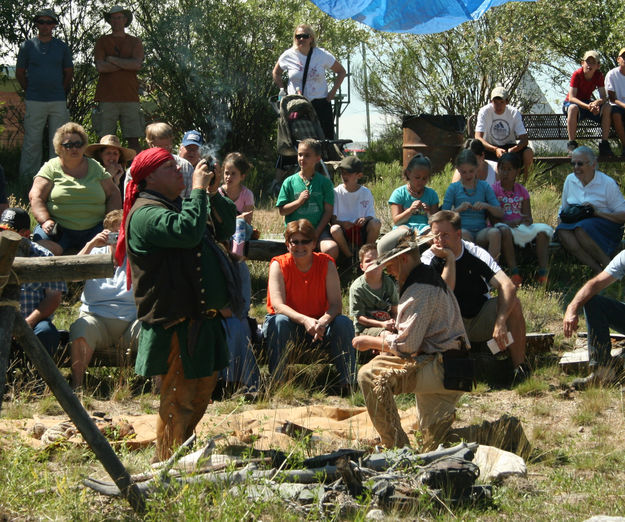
[310,0,535,34]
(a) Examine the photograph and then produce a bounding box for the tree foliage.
[355,0,625,119]
[0,0,111,131]
[355,2,544,118]
[526,0,625,95]
[134,0,365,158]
[1,0,366,160]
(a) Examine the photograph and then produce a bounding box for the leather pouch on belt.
[442,349,475,392]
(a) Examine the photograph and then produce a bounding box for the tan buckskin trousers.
[358,352,462,451]
[154,332,218,462]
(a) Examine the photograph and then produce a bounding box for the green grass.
[3,159,625,519]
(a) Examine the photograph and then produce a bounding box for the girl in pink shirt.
[493,153,553,286]
[219,152,255,256]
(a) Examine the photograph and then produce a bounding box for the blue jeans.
[33,319,60,356]
[220,316,260,390]
[33,222,103,253]
[262,313,356,385]
[583,294,625,367]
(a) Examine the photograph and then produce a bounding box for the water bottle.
[278,88,286,101]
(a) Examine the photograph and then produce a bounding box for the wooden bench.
[467,113,624,168]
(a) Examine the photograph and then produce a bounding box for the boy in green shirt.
[276,138,338,259]
[349,243,398,336]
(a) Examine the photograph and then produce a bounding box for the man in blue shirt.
[16,8,73,179]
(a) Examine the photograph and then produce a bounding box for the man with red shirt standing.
[93,6,144,153]
[563,50,612,156]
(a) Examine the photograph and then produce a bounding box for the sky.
[334,52,391,145]
[338,87,389,145]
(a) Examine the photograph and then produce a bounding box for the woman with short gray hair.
[556,146,625,272]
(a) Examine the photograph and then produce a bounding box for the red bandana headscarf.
[115,147,173,286]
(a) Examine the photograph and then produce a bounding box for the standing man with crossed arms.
[93,5,143,153]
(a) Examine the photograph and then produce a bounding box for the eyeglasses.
[36,19,56,25]
[61,140,84,150]
[289,239,313,246]
[571,161,588,167]
[295,34,310,40]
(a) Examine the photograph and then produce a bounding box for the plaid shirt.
[19,241,67,318]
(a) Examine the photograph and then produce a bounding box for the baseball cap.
[490,86,508,101]
[182,130,204,147]
[338,155,363,173]
[0,208,31,233]
[583,50,600,62]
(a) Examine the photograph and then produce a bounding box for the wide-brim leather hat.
[366,226,436,273]
[33,8,59,24]
[104,5,133,26]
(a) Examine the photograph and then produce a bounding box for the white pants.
[20,100,69,178]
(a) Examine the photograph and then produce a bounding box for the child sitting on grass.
[349,243,398,337]
[492,152,553,286]
[388,153,439,233]
[330,156,381,259]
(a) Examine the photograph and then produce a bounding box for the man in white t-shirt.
[475,86,534,179]
[330,156,381,258]
[605,48,625,156]
[69,210,139,388]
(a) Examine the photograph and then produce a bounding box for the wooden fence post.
[12,313,145,513]
[0,230,24,412]
[0,234,144,513]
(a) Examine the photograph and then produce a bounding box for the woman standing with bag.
[272,23,346,139]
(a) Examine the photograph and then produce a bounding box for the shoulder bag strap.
[301,47,314,97]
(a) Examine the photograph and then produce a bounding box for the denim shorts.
[562,100,602,124]
[611,105,625,119]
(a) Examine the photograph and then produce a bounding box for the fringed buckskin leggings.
[154,332,218,462]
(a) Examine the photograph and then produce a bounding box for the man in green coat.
[116,147,236,461]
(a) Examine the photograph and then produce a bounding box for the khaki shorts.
[94,102,144,138]
[70,311,139,352]
[462,297,498,342]
[360,326,385,337]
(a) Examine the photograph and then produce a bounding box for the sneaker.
[571,366,617,390]
[510,273,523,287]
[566,140,579,155]
[598,140,614,157]
[535,274,548,285]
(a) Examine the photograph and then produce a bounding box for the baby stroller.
[270,94,352,193]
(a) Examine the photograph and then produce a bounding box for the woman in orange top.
[264,218,356,393]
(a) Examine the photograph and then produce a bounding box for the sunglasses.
[571,161,588,167]
[61,140,84,150]
[36,19,56,25]
[289,239,313,246]
[295,34,310,40]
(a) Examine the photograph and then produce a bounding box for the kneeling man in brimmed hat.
[352,228,471,450]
